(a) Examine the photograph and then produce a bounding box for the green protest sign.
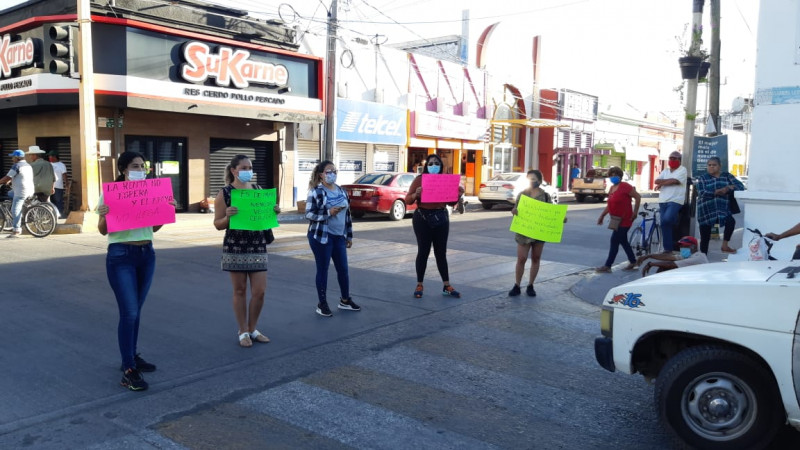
[509,195,567,243]
[230,188,279,231]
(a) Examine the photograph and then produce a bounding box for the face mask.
[325,173,337,184]
[127,170,146,181]
[680,248,691,258]
[531,181,541,188]
[427,165,441,174]
[609,176,621,185]
[669,160,681,170]
[237,170,253,182]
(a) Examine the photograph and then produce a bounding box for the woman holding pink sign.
[98,151,175,392]
[404,153,464,299]
[214,154,279,348]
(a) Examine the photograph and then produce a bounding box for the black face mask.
[531,181,541,188]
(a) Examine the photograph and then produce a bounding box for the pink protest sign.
[421,174,460,203]
[102,178,176,233]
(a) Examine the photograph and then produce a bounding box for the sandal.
[622,263,637,271]
[595,266,612,273]
[413,284,423,299]
[238,332,253,348]
[721,248,738,254]
[250,330,270,343]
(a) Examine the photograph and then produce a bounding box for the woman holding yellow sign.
[509,169,553,297]
[214,154,279,348]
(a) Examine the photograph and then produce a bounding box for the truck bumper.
[594,337,615,372]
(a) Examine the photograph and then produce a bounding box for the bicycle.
[629,202,662,257]
[0,194,58,237]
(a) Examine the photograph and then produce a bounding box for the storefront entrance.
[209,139,274,200]
[126,136,188,212]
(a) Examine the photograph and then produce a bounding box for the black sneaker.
[120,368,148,391]
[526,284,536,297]
[508,284,521,296]
[316,303,333,317]
[119,354,156,372]
[338,297,361,311]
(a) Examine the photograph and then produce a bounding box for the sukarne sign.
[180,41,289,89]
[0,34,34,79]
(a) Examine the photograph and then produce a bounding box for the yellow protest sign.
[509,195,567,243]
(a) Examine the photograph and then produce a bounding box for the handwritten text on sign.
[421,174,460,203]
[509,195,568,243]
[102,178,175,233]
[230,188,279,231]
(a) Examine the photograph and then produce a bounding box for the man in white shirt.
[49,151,69,218]
[0,149,35,237]
[655,151,688,252]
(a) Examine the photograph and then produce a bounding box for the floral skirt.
[221,252,268,272]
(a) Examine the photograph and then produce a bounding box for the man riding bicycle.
[0,149,34,238]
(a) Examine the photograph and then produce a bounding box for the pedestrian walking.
[97,151,176,391]
[654,151,687,252]
[405,153,464,299]
[27,145,55,203]
[0,149,34,238]
[213,154,278,347]
[49,151,69,218]
[595,166,641,273]
[305,160,361,317]
[695,157,744,254]
[508,169,555,297]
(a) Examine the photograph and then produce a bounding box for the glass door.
[125,136,188,212]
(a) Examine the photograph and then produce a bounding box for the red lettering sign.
[180,42,290,89]
[0,35,35,78]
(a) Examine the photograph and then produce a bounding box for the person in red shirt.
[595,166,641,273]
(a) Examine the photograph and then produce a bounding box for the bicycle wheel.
[647,225,663,254]
[1,202,11,231]
[629,227,645,256]
[24,205,56,237]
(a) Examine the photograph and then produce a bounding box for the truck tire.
[575,194,586,203]
[654,345,783,450]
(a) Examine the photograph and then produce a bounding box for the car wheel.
[389,200,406,221]
[351,210,365,219]
[654,345,783,450]
[575,194,585,203]
[481,201,493,210]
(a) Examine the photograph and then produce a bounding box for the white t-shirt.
[674,251,709,268]
[657,166,688,205]
[51,161,68,189]
[7,161,34,199]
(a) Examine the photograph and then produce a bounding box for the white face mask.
[127,170,147,181]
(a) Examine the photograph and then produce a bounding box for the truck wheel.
[575,194,585,203]
[654,345,783,450]
[481,201,493,210]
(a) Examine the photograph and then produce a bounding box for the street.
[0,199,796,449]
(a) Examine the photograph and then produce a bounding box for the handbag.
[728,191,740,214]
[608,215,622,230]
[265,228,275,244]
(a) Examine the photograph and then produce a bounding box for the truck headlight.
[600,307,613,337]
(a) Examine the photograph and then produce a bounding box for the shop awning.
[625,146,659,162]
[491,118,571,128]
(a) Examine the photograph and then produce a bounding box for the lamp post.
[323,0,338,162]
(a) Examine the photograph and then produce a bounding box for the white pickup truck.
[594,261,800,449]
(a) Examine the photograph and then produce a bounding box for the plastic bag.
[748,236,769,261]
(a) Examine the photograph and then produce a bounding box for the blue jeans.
[604,226,636,267]
[659,202,683,252]
[52,188,64,217]
[10,195,24,233]
[307,233,349,304]
[106,243,156,370]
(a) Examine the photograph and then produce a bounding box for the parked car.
[594,261,800,448]
[571,168,632,202]
[478,172,559,209]
[342,172,418,220]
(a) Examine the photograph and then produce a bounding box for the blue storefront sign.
[692,135,728,177]
[336,99,406,145]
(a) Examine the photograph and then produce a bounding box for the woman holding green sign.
[509,169,553,298]
[214,154,278,347]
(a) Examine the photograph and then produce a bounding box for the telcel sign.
[0,34,34,78]
[180,41,289,89]
[336,99,406,145]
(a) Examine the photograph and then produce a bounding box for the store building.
[0,0,323,215]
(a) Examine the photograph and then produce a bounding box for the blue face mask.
[610,176,621,185]
[325,173,337,184]
[680,248,692,258]
[237,170,253,182]
[427,164,441,174]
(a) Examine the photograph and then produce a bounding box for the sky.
[3,0,760,117]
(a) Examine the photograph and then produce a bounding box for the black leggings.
[699,216,735,254]
[412,209,450,283]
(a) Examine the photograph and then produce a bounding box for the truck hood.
[618,261,799,289]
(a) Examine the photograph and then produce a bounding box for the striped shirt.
[305,183,353,244]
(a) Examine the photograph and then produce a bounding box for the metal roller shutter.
[297,140,320,173]
[1,138,19,181]
[209,139,273,198]
[606,156,622,168]
[337,142,366,184]
[373,144,400,172]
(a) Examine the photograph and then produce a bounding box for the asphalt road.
[0,198,797,449]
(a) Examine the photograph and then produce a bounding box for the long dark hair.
[115,151,146,182]
[421,154,444,174]
[527,169,543,183]
[225,154,251,184]
[309,160,334,189]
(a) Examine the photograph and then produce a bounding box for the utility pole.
[681,0,704,170]
[708,0,720,136]
[77,0,99,219]
[323,0,338,162]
